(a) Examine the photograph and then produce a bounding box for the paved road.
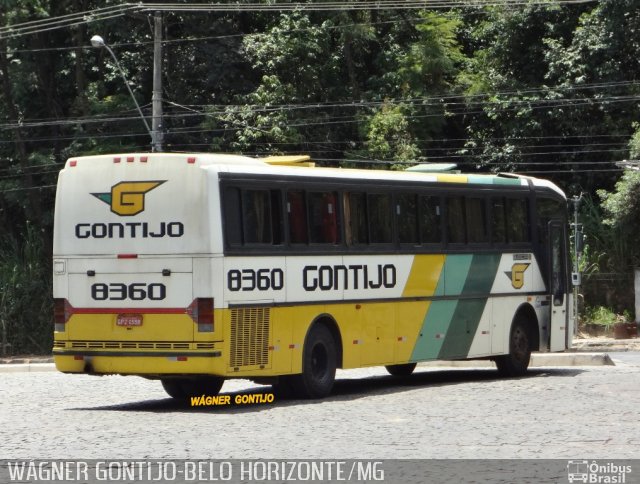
[1,358,639,460]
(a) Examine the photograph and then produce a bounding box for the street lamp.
[90,34,158,152]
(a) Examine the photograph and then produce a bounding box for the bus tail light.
[54,298,72,331]
[187,298,214,332]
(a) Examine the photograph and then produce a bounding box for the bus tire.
[292,324,337,399]
[161,377,224,400]
[495,316,532,377]
[385,363,417,376]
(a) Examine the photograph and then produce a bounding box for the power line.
[8,16,426,54]
[138,1,597,13]
[0,5,137,40]
[1,82,638,132]
[0,1,597,40]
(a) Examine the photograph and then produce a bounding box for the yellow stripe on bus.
[402,255,445,298]
[436,174,468,183]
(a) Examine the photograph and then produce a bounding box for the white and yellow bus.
[53,153,572,399]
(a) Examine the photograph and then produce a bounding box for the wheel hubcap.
[512,327,529,362]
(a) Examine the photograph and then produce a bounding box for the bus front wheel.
[292,324,337,399]
[385,363,417,376]
[495,317,532,377]
[161,377,224,400]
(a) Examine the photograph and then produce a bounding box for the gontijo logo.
[92,180,165,216]
[76,180,183,239]
[505,262,530,289]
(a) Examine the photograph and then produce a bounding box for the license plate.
[117,314,143,327]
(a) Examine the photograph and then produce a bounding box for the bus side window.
[287,191,307,244]
[347,192,367,245]
[242,190,271,244]
[506,198,529,243]
[241,189,282,245]
[368,193,392,243]
[537,198,563,244]
[397,194,419,244]
[419,195,442,244]
[447,196,465,244]
[309,192,340,244]
[223,187,242,246]
[270,190,283,245]
[491,197,507,244]
[466,197,488,243]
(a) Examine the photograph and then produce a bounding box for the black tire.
[290,324,337,399]
[385,362,417,376]
[161,376,224,400]
[495,316,532,377]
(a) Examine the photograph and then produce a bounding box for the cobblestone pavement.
[1,359,639,460]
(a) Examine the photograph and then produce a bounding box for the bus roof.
[64,152,566,198]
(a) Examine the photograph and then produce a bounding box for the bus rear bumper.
[53,351,224,376]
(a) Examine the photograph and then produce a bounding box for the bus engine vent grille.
[230,307,270,368]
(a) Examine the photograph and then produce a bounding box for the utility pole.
[151,11,164,152]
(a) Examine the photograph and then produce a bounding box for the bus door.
[548,221,568,351]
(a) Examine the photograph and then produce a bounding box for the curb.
[418,352,615,368]
[0,362,56,373]
[0,353,616,373]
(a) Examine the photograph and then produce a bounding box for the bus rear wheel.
[495,317,532,377]
[385,363,417,376]
[291,324,337,399]
[161,377,224,400]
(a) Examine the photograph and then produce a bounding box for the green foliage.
[0,224,52,355]
[597,169,640,270]
[2,2,640,352]
[579,194,628,274]
[582,306,618,328]
[579,192,637,313]
[599,171,640,228]
[629,123,640,159]
[398,11,464,96]
[355,103,421,165]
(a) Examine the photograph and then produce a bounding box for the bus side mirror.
[571,272,581,286]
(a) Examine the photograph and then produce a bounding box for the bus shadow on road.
[329,367,584,401]
[67,367,583,413]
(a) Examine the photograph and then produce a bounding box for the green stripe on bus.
[466,175,521,185]
[410,254,472,360]
[493,177,522,185]
[438,254,501,358]
[410,254,502,361]
[461,253,502,295]
[410,299,458,360]
[467,176,493,185]
[444,254,473,296]
[437,298,489,359]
